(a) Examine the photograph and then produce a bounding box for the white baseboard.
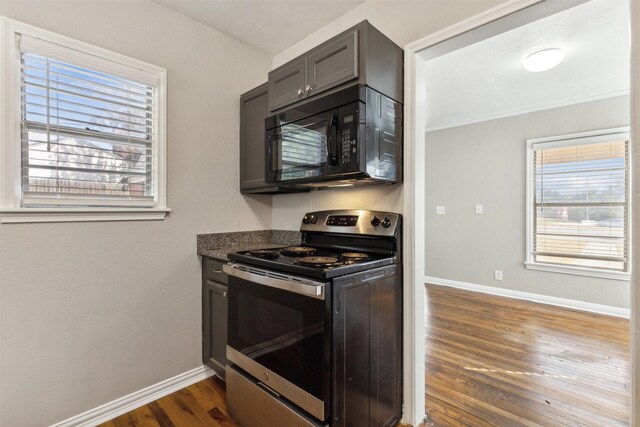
[49,365,215,427]
[425,276,630,319]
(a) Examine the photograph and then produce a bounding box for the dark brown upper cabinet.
[268,20,403,112]
[239,83,305,194]
[306,30,358,96]
[268,59,306,113]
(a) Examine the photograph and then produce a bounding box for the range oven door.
[224,263,331,422]
[266,101,363,185]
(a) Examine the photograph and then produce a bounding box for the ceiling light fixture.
[522,48,565,72]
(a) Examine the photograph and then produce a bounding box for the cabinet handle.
[211,269,223,273]
[223,291,227,298]
[297,88,304,95]
[305,85,312,92]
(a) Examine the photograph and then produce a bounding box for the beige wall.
[270,0,506,230]
[425,95,630,308]
[0,1,272,425]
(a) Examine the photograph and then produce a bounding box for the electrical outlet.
[475,204,483,214]
[436,206,446,215]
[494,270,503,281]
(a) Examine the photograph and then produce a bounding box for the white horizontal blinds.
[533,138,629,271]
[19,34,157,207]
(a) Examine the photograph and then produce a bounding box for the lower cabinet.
[202,257,228,379]
[331,265,402,427]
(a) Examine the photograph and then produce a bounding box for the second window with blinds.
[0,18,167,222]
[525,127,631,280]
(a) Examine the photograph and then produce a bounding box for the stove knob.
[381,217,392,228]
[302,215,310,224]
[370,216,381,227]
[308,214,317,224]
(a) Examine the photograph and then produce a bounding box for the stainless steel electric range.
[223,210,402,427]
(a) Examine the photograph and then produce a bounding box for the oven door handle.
[223,263,326,300]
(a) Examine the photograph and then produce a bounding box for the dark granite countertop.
[197,229,300,262]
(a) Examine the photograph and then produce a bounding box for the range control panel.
[300,210,401,237]
[326,215,358,227]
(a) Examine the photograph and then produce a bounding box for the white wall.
[271,0,506,230]
[0,1,272,425]
[425,95,630,308]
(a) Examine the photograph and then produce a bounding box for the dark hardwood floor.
[101,285,630,426]
[424,285,630,427]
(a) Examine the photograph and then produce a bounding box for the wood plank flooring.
[101,285,630,426]
[424,285,630,427]
[99,376,236,427]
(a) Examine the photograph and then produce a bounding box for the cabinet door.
[268,58,306,111]
[240,83,270,191]
[332,280,370,427]
[203,279,228,379]
[369,267,402,427]
[306,29,358,96]
[332,266,401,427]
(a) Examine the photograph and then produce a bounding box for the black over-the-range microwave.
[265,84,403,189]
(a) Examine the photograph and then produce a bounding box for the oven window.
[228,277,327,400]
[238,294,307,371]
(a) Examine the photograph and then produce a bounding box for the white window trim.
[525,126,632,281]
[0,17,169,223]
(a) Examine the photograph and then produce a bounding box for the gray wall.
[0,1,272,426]
[425,95,630,308]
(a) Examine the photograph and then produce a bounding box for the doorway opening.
[405,0,634,424]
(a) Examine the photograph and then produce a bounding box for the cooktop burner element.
[297,256,341,267]
[281,246,316,256]
[247,249,279,258]
[340,252,370,261]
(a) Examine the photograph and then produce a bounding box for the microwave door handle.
[325,115,333,165]
[326,113,339,166]
[266,134,276,182]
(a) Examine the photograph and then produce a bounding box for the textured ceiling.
[423,0,630,131]
[151,0,364,54]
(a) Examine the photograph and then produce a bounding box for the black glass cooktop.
[227,246,396,280]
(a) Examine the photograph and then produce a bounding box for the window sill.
[0,208,171,224]
[524,261,630,281]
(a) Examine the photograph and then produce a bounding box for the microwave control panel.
[340,113,358,164]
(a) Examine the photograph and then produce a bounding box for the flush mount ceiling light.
[523,48,565,72]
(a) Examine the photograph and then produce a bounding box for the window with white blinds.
[17,34,163,208]
[526,128,630,278]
